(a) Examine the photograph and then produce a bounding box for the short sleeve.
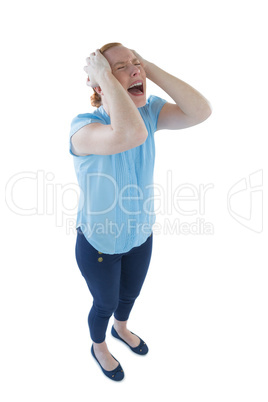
[147,95,168,133]
[69,113,104,156]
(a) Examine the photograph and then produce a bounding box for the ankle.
[114,319,128,333]
[93,341,108,354]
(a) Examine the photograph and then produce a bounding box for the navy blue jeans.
[75,227,153,343]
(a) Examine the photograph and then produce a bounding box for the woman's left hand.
[130,49,150,75]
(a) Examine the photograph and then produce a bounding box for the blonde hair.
[90,42,123,108]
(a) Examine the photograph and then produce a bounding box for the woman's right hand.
[84,49,112,88]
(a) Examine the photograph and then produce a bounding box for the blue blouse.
[69,95,167,254]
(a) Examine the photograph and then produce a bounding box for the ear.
[94,86,103,95]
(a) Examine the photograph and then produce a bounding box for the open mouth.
[127,82,144,96]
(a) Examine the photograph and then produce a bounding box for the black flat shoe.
[91,344,124,381]
[111,326,149,355]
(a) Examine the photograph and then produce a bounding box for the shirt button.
[98,251,103,254]
[98,257,103,262]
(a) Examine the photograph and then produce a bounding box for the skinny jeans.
[75,227,153,343]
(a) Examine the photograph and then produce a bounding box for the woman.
[69,42,212,381]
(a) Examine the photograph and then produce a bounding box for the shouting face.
[102,45,147,108]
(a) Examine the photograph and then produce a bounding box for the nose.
[130,64,141,76]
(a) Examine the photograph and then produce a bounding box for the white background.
[1,0,267,400]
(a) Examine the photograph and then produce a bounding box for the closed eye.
[117,63,141,70]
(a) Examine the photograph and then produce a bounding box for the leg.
[75,227,122,370]
[113,233,153,346]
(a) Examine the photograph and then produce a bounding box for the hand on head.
[129,49,148,73]
[84,49,112,89]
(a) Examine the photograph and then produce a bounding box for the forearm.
[146,62,212,119]
[98,71,147,138]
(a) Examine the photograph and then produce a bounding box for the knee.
[91,300,119,318]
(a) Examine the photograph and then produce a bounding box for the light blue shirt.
[69,95,167,254]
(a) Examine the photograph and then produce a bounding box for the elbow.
[116,127,148,151]
[129,125,148,146]
[205,100,213,118]
[129,118,148,146]
[197,101,213,124]
[203,105,212,122]
[136,128,148,145]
